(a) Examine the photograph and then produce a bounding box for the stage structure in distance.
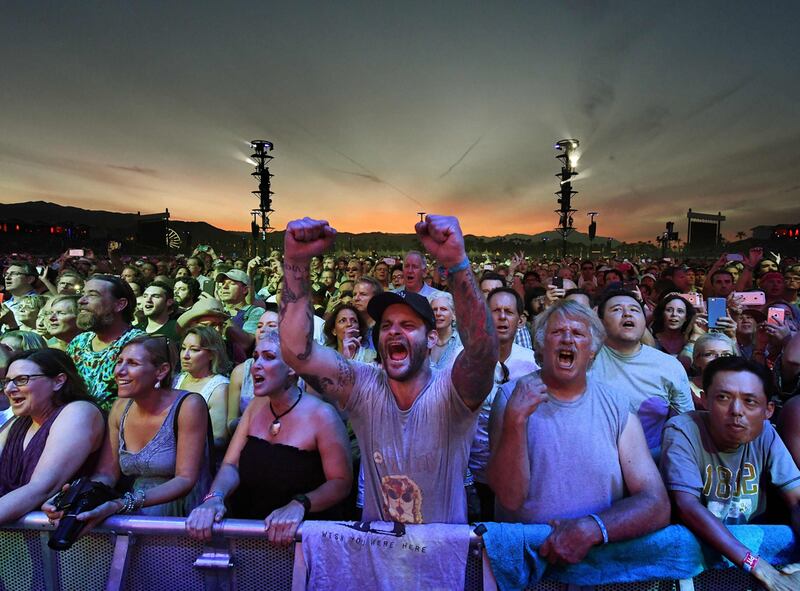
[686,209,725,254]
[249,140,275,257]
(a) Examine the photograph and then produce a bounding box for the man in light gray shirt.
[590,289,693,458]
[489,300,669,565]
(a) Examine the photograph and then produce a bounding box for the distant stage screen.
[689,220,717,248]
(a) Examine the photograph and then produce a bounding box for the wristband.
[588,513,609,545]
[447,258,470,275]
[202,490,225,504]
[742,551,759,573]
[291,494,312,518]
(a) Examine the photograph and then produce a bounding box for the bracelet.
[133,489,146,512]
[202,490,225,504]
[291,494,312,518]
[447,258,470,275]
[117,492,135,514]
[742,551,759,573]
[588,513,609,545]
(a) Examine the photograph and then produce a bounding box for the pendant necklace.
[269,388,303,436]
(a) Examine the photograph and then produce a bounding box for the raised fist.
[284,218,337,262]
[414,215,466,268]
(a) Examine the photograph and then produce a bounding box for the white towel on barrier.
[301,520,471,591]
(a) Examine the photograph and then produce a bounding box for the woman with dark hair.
[44,335,211,529]
[651,294,696,358]
[173,326,232,447]
[186,332,351,545]
[0,349,104,524]
[323,303,376,363]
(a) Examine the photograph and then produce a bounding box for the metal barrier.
[0,513,776,591]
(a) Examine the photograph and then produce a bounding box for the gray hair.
[404,250,427,269]
[532,300,606,366]
[428,292,454,309]
[692,332,739,360]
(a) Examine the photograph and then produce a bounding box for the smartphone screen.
[707,298,727,329]
[767,307,786,326]
[68,249,84,257]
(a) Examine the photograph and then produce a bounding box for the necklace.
[269,388,303,436]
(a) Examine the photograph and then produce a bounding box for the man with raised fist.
[279,215,497,524]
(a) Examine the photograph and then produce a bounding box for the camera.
[48,477,120,551]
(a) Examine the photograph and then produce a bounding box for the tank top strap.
[118,399,136,446]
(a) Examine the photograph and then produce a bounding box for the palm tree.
[736,231,746,241]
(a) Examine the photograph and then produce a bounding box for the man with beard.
[280,215,497,523]
[173,277,201,313]
[67,275,144,409]
[136,281,179,340]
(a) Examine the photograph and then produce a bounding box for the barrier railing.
[0,513,792,591]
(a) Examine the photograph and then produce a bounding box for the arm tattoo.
[279,263,315,361]
[448,268,498,406]
[297,308,314,361]
[301,354,355,397]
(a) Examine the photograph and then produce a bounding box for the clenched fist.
[284,218,337,263]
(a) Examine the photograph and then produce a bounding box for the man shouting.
[279,215,497,524]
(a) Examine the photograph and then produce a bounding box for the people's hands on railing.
[263,500,305,545]
[185,497,227,542]
[42,483,125,534]
[539,517,600,565]
[753,559,800,591]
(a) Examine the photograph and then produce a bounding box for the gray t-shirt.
[494,373,630,523]
[660,411,800,524]
[590,345,693,453]
[345,362,479,524]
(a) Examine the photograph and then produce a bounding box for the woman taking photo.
[323,303,376,363]
[429,293,462,369]
[0,349,104,524]
[44,335,210,528]
[186,331,351,545]
[173,326,232,448]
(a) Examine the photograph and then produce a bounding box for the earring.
[154,381,161,389]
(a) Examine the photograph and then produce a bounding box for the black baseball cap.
[368,290,436,344]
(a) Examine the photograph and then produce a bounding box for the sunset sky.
[2,2,799,242]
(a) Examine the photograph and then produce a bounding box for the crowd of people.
[1,218,800,589]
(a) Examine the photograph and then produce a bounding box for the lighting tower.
[587,211,598,253]
[249,140,275,257]
[554,139,579,258]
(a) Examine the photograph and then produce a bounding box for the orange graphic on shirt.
[380,475,423,524]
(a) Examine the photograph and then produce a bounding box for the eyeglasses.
[1,374,48,389]
[698,351,734,360]
[4,272,33,278]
